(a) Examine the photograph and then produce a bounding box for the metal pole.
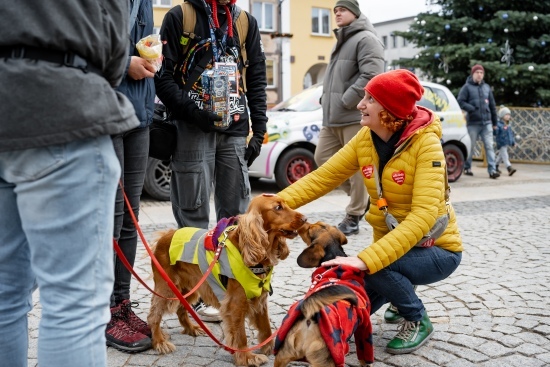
[277,0,284,103]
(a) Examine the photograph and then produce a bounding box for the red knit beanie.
[364,69,424,120]
[471,64,484,74]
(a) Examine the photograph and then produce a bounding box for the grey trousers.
[314,124,369,216]
[170,121,250,229]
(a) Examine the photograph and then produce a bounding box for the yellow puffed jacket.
[278,106,463,274]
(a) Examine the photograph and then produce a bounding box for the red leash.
[115,183,277,353]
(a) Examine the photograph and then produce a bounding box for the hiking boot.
[384,303,403,324]
[495,165,502,174]
[193,300,222,322]
[464,169,473,176]
[119,299,151,337]
[507,166,516,176]
[337,214,361,235]
[489,171,500,179]
[386,312,434,354]
[106,305,152,353]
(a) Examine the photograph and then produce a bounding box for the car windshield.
[271,84,322,112]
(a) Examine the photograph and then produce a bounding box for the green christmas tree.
[394,1,550,107]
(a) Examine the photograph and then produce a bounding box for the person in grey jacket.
[457,64,500,179]
[0,1,138,366]
[316,0,384,235]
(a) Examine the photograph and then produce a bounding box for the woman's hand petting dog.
[146,194,307,367]
[322,255,368,271]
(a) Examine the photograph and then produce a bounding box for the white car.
[248,81,471,189]
[144,81,471,200]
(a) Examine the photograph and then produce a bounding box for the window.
[252,2,275,31]
[392,35,398,48]
[152,0,171,6]
[311,8,330,35]
[382,36,388,48]
[403,37,408,47]
[419,86,450,112]
[266,59,275,87]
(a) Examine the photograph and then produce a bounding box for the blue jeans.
[111,127,149,306]
[465,123,497,174]
[365,247,461,322]
[171,122,250,228]
[0,136,120,367]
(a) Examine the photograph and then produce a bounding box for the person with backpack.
[155,0,268,321]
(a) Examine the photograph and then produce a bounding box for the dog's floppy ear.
[236,209,268,266]
[297,222,313,246]
[297,243,325,268]
[336,229,348,245]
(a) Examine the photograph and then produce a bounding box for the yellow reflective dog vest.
[169,226,273,300]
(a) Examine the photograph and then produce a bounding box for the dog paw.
[152,340,176,354]
[258,340,274,355]
[235,352,269,367]
[182,324,206,336]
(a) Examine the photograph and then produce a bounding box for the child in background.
[495,107,517,176]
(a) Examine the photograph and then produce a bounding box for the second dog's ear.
[297,243,325,268]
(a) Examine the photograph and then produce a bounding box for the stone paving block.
[480,354,547,367]
[516,331,550,345]
[474,341,514,358]
[448,334,486,349]
[514,342,549,356]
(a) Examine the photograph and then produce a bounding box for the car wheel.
[444,144,464,183]
[274,148,317,190]
[143,158,171,201]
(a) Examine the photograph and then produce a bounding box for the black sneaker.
[489,171,500,179]
[496,165,502,174]
[106,305,151,353]
[337,214,361,235]
[464,169,473,176]
[507,166,516,176]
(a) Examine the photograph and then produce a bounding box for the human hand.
[321,256,368,271]
[245,133,264,167]
[128,56,156,80]
[191,108,222,133]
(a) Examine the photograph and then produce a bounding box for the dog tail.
[301,285,358,319]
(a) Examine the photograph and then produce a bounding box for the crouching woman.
[277,69,462,354]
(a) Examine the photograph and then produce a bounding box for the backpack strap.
[234,7,249,92]
[180,1,198,56]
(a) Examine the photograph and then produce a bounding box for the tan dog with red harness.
[274,221,374,367]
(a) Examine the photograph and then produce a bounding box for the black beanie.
[334,0,361,18]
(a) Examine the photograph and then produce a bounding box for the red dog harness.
[274,265,374,366]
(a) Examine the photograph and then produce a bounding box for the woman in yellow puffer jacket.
[278,69,463,355]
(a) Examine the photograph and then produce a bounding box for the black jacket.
[156,0,267,136]
[116,0,155,129]
[457,76,497,127]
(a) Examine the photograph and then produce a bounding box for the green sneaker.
[385,312,434,354]
[384,303,403,324]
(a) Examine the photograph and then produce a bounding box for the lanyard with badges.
[372,164,450,248]
[201,0,228,62]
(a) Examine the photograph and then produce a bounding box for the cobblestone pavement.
[27,164,550,367]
